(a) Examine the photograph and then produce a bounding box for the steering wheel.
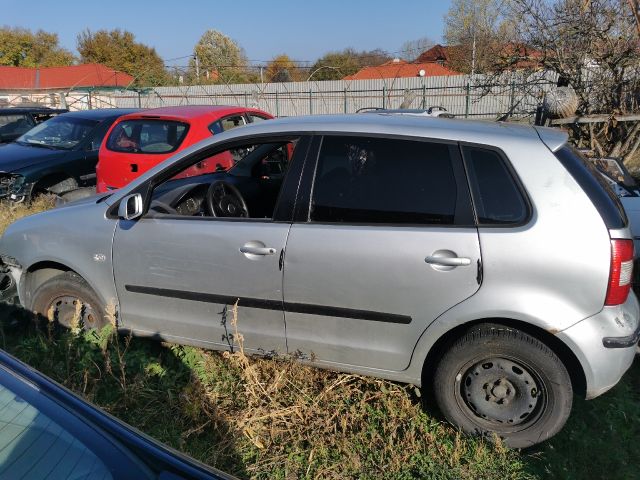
[206,181,249,218]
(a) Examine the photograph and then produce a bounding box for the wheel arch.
[21,261,107,311]
[33,172,78,196]
[421,318,587,398]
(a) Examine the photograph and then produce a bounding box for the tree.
[308,48,392,81]
[77,29,168,87]
[399,37,435,61]
[265,54,305,82]
[190,30,249,84]
[443,0,505,73]
[493,0,640,163]
[0,27,74,67]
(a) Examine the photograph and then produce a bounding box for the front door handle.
[425,256,471,267]
[240,245,276,256]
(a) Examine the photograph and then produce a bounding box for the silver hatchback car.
[1,114,638,448]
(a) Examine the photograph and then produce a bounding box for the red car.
[96,105,273,193]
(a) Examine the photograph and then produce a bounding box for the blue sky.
[2,0,451,65]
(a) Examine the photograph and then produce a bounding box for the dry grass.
[0,303,530,479]
[0,195,55,236]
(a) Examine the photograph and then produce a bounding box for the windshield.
[16,116,99,150]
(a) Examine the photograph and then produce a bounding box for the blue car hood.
[0,142,68,173]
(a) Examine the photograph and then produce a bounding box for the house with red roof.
[0,64,134,91]
[416,44,465,66]
[343,59,461,80]
[417,44,544,71]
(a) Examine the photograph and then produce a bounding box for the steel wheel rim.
[458,357,545,429]
[46,295,98,329]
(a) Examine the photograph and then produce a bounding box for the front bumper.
[557,292,639,399]
[0,260,19,305]
[0,174,32,203]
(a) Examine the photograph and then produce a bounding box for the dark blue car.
[0,348,233,479]
[0,109,137,202]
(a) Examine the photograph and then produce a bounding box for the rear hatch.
[551,142,634,305]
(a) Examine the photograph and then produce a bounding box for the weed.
[0,195,55,236]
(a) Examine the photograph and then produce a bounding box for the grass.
[0,201,639,479]
[0,195,55,234]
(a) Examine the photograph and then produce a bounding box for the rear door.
[282,135,481,371]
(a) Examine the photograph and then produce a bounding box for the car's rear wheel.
[31,272,109,330]
[432,324,572,448]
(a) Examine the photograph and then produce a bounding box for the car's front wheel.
[433,324,572,448]
[31,272,109,331]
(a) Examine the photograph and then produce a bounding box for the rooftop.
[123,105,268,120]
[343,59,460,80]
[0,64,134,91]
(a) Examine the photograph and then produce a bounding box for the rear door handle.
[425,256,471,267]
[240,245,277,256]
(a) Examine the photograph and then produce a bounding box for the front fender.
[0,200,119,314]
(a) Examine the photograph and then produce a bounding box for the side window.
[85,121,111,151]
[249,114,269,123]
[209,121,223,134]
[462,146,528,225]
[220,115,246,131]
[0,114,34,138]
[208,115,247,135]
[311,136,458,224]
[148,138,300,219]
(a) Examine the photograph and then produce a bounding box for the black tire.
[60,187,96,202]
[31,272,109,330]
[432,324,572,448]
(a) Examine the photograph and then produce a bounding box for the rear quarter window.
[462,146,529,225]
[554,145,627,229]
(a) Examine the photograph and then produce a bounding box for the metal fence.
[96,72,558,120]
[1,72,557,119]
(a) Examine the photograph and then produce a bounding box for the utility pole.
[471,31,476,76]
[471,2,477,76]
[194,54,200,80]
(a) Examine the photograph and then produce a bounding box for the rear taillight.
[605,239,634,306]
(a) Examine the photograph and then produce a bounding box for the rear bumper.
[557,292,639,399]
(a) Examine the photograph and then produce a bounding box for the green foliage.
[76,29,168,87]
[190,30,249,84]
[265,54,305,82]
[309,48,392,81]
[524,363,640,479]
[0,27,75,67]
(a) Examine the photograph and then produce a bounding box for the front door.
[112,136,307,355]
[113,219,289,354]
[283,135,481,371]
